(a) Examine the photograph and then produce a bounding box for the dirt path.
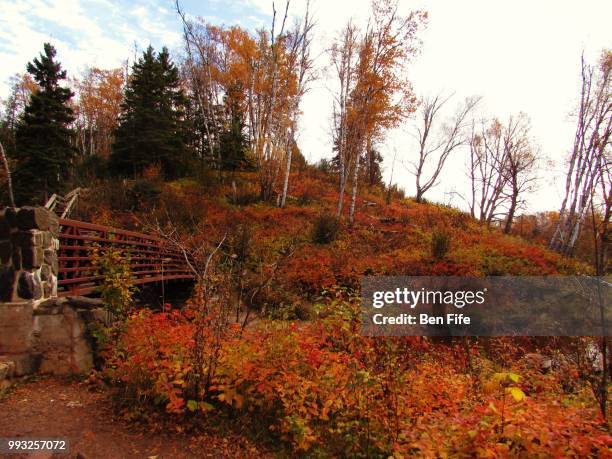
[0,378,271,459]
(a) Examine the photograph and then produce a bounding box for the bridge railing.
[58,218,194,296]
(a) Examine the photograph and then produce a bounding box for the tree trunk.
[0,142,16,207]
[503,192,519,234]
[348,152,360,225]
[280,130,294,208]
[415,187,423,203]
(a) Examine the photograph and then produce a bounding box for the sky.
[1,0,611,213]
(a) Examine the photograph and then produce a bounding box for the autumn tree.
[0,142,15,207]
[469,119,506,223]
[177,1,314,201]
[74,67,124,158]
[468,115,538,230]
[13,43,75,204]
[110,46,189,178]
[409,93,479,202]
[331,0,426,223]
[550,51,611,257]
[279,0,315,207]
[0,73,38,155]
[501,114,538,233]
[330,21,359,218]
[176,2,224,170]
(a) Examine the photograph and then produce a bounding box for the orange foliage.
[106,302,609,456]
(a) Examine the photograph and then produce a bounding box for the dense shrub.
[128,178,162,209]
[104,302,610,457]
[312,213,340,244]
[431,229,451,259]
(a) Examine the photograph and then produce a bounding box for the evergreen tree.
[110,46,189,178]
[13,43,75,204]
[219,84,250,171]
[363,147,383,187]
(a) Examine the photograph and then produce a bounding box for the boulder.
[16,207,59,234]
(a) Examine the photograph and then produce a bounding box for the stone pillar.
[0,206,59,372]
[0,206,59,304]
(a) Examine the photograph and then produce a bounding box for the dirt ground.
[0,377,272,459]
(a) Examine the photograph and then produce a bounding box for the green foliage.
[110,46,189,178]
[431,229,451,259]
[312,213,340,244]
[219,83,251,171]
[229,185,260,206]
[13,43,75,204]
[129,178,162,208]
[74,154,109,185]
[91,246,135,319]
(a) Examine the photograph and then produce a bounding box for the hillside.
[74,168,586,307]
[59,169,610,458]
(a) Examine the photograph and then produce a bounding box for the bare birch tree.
[469,119,510,224]
[280,1,316,208]
[550,51,611,256]
[468,115,538,229]
[409,93,479,202]
[330,22,359,218]
[501,114,538,234]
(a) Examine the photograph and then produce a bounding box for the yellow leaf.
[506,387,525,402]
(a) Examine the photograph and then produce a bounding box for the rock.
[65,296,104,310]
[40,264,52,282]
[16,207,57,233]
[43,231,55,249]
[4,353,41,376]
[0,240,12,264]
[21,246,44,269]
[0,208,17,239]
[0,266,15,301]
[523,353,553,372]
[44,249,58,274]
[17,271,42,300]
[0,302,33,354]
[11,248,21,270]
[0,361,15,380]
[35,298,67,315]
[14,230,43,249]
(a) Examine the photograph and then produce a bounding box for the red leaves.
[106,308,608,456]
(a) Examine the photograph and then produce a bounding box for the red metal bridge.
[58,218,194,296]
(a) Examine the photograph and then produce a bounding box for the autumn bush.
[103,299,610,457]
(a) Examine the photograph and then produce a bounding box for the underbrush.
[100,302,610,457]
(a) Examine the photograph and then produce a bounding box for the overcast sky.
[1,0,611,213]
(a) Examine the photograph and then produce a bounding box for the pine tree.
[13,43,75,205]
[219,84,250,171]
[110,46,189,178]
